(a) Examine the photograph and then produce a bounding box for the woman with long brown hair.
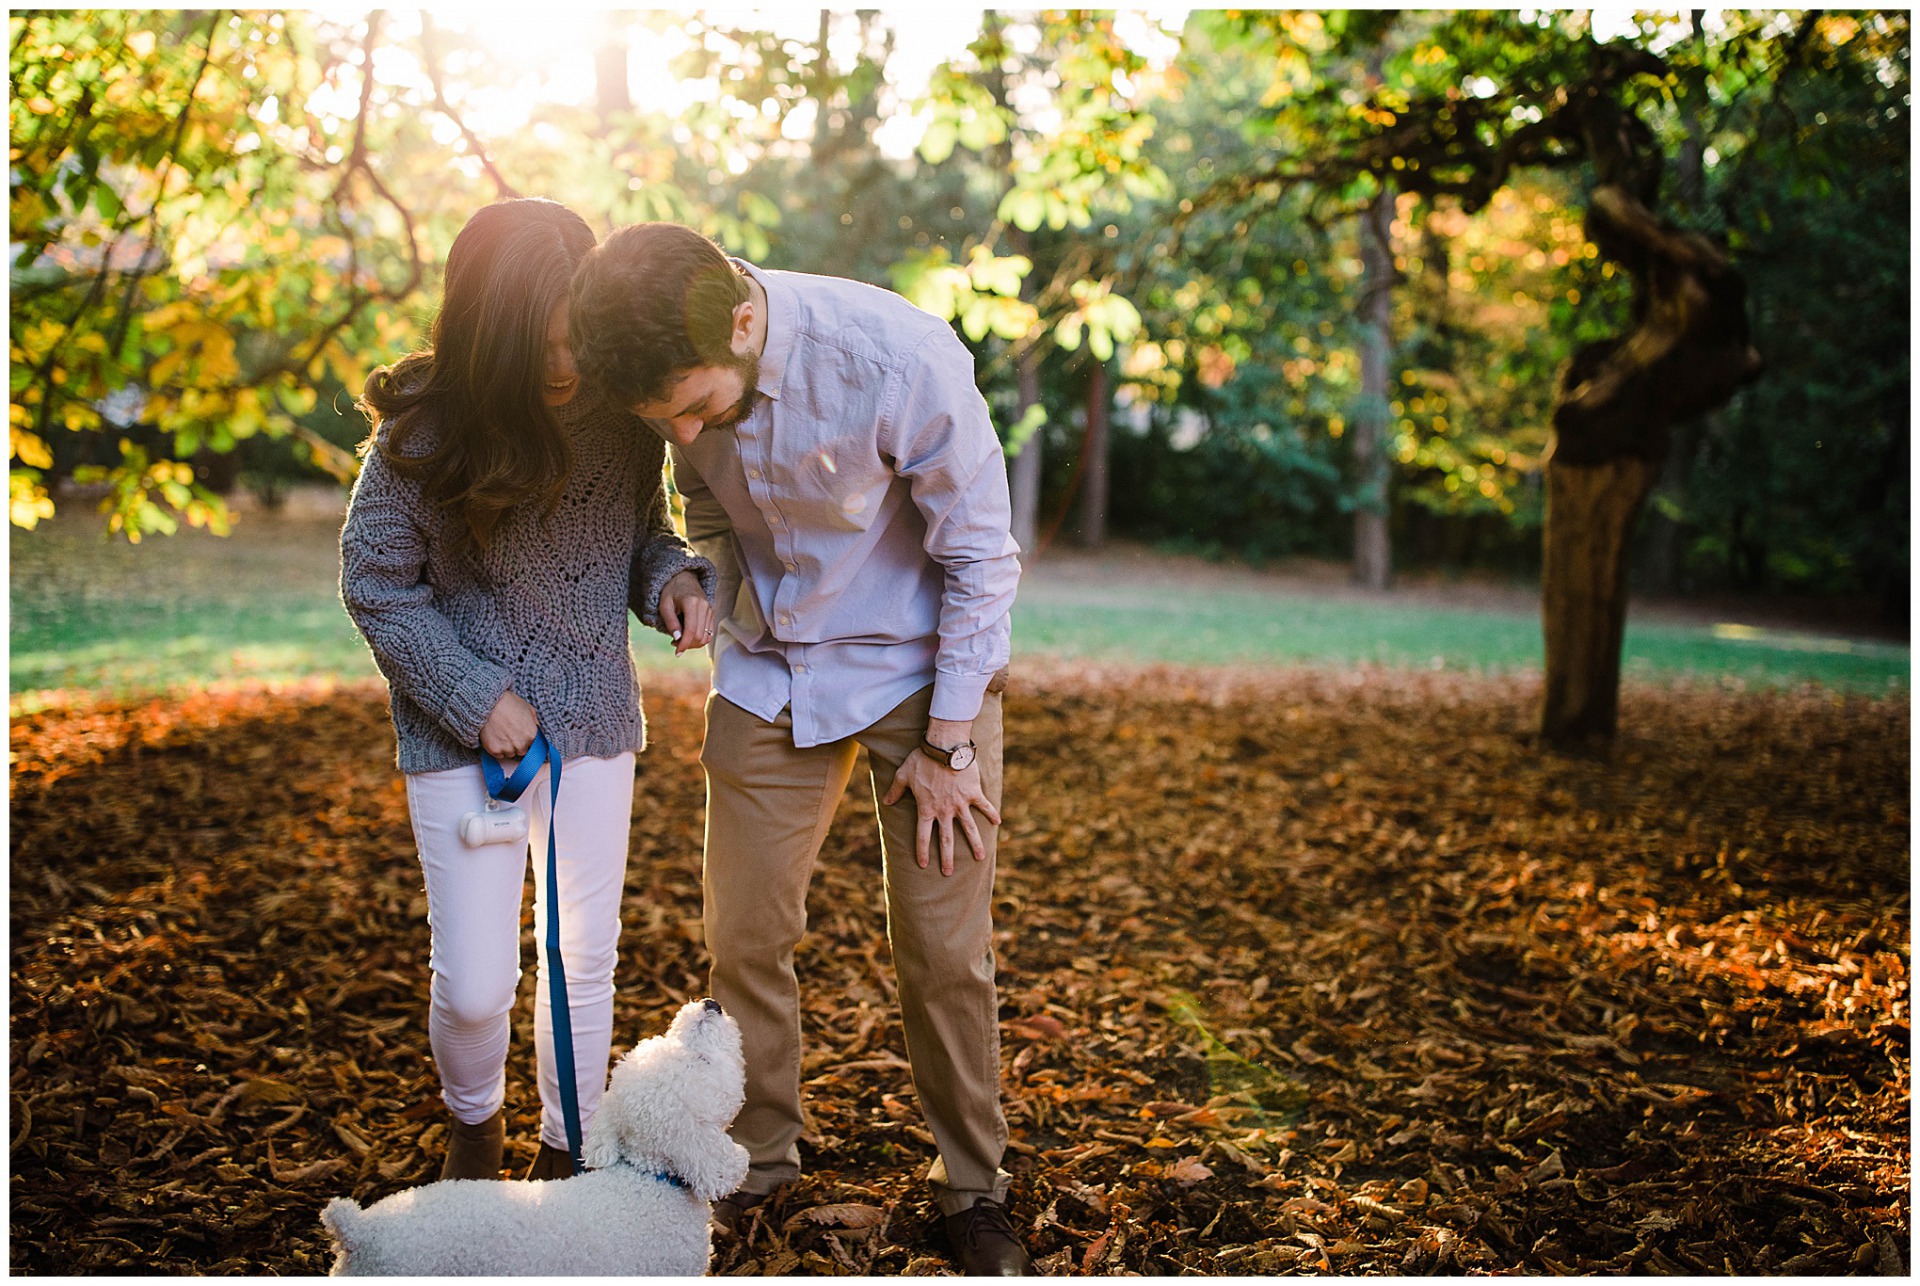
[340,197,714,1182]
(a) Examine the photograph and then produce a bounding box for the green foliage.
[891,246,1039,343]
[907,13,1166,384]
[1101,7,1907,599]
[9,7,1905,615]
[916,67,1009,165]
[1672,13,1910,607]
[10,11,430,539]
[1002,403,1048,458]
[1110,365,1347,564]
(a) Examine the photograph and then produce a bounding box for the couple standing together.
[339,198,1028,1274]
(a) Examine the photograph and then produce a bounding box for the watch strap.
[922,737,975,768]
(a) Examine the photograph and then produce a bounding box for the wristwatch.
[921,737,977,771]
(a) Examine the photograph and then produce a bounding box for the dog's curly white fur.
[320,999,749,1276]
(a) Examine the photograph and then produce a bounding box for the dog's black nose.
[702,998,724,1015]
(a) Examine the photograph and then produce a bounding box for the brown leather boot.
[944,1197,1030,1275]
[711,1186,777,1235]
[523,1142,574,1182]
[439,1110,505,1181]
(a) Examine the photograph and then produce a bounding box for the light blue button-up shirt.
[671,262,1021,749]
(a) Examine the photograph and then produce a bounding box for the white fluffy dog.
[321,998,749,1276]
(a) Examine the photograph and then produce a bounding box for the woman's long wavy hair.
[358,198,597,554]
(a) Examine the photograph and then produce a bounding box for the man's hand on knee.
[882,750,1000,876]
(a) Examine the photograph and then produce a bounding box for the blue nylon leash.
[480,729,584,1172]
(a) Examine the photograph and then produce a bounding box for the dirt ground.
[9,666,1908,1275]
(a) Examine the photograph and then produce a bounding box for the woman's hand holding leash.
[658,570,714,656]
[480,690,540,758]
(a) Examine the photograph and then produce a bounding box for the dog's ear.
[580,1119,623,1172]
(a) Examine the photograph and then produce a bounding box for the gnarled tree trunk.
[1540,181,1762,742]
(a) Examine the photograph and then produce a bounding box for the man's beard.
[707,352,762,431]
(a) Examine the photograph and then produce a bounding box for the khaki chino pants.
[699,678,1010,1214]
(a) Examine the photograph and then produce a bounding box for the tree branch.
[244,11,422,390]
[418,12,520,199]
[102,10,226,361]
[32,15,221,441]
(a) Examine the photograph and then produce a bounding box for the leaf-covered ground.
[9,666,1909,1275]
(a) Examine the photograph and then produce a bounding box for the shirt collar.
[733,259,789,403]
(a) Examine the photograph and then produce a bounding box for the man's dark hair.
[569,222,750,407]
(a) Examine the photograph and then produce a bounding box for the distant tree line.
[11,9,1907,639]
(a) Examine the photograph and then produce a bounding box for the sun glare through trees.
[9,7,1909,1277]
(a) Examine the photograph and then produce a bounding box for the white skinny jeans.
[404,752,635,1149]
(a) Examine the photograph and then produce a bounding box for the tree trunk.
[811,11,834,152]
[981,13,1044,556]
[1076,360,1109,548]
[594,13,632,118]
[1542,177,1760,743]
[1639,11,1709,594]
[1540,455,1658,742]
[1008,348,1042,553]
[1351,179,1394,589]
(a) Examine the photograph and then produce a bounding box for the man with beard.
[568,224,1027,1275]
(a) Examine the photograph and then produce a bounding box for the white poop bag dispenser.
[460,793,531,848]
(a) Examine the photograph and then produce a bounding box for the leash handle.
[479,729,585,1171]
[480,733,549,804]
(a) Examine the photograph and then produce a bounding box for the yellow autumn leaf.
[11,427,53,469]
[200,327,239,381]
[9,471,55,528]
[149,349,186,388]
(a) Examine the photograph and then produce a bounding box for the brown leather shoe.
[944,1197,1030,1275]
[439,1110,504,1181]
[711,1186,775,1235]
[523,1142,574,1182]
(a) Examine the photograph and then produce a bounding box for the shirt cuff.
[930,670,991,724]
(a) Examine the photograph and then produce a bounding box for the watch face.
[950,743,976,771]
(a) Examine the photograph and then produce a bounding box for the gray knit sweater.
[339,393,714,775]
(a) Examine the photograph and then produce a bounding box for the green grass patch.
[1014,588,1909,692]
[9,511,1906,706]
[7,511,701,707]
